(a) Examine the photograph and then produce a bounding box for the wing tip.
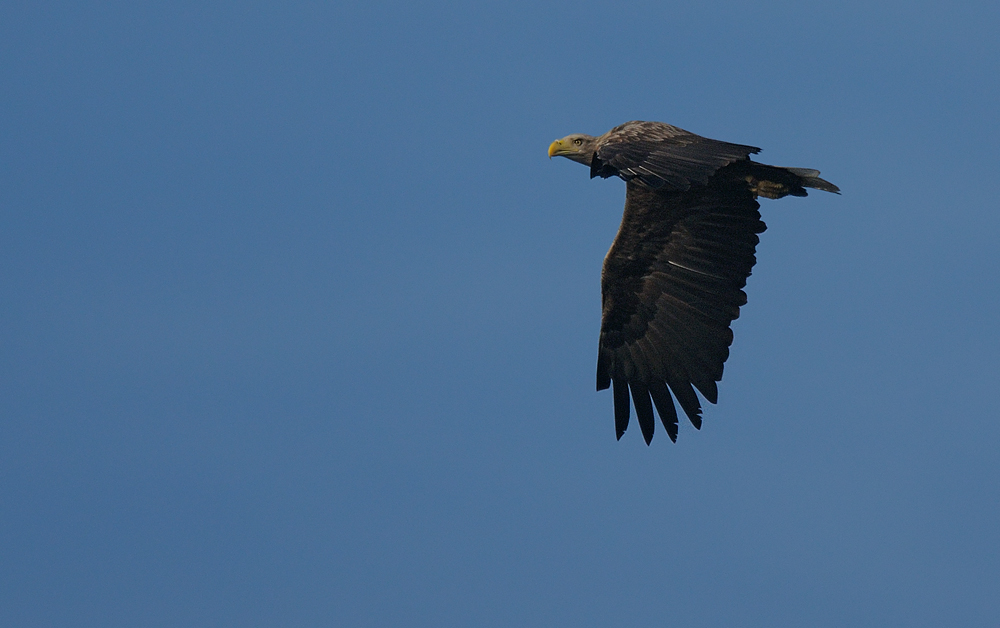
[597,351,612,391]
[698,380,719,405]
[630,382,656,445]
[612,379,630,439]
[648,380,679,443]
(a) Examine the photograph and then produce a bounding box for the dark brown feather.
[648,379,678,442]
[630,382,656,445]
[592,121,760,191]
[596,181,763,439]
[612,378,630,440]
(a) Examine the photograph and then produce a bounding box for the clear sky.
[2,1,999,626]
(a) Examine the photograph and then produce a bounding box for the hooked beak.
[547,139,563,159]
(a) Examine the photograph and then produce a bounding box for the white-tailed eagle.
[549,120,838,444]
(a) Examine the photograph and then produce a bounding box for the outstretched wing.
[592,121,760,191]
[597,181,766,444]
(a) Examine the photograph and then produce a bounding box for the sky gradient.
[2,1,999,626]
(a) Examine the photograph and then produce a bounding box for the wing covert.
[593,121,760,191]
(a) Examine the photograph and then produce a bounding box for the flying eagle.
[549,120,838,444]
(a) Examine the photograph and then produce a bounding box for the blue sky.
[2,1,999,626]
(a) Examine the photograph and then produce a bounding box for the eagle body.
[549,121,838,444]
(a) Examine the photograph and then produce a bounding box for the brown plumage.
[549,121,838,444]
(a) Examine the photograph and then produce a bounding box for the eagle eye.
[573,138,583,146]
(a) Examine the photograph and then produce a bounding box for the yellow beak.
[548,139,563,158]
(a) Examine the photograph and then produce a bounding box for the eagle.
[549,120,838,445]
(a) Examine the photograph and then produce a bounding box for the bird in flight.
[549,120,838,444]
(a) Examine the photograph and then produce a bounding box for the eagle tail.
[744,164,840,198]
[785,168,840,194]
